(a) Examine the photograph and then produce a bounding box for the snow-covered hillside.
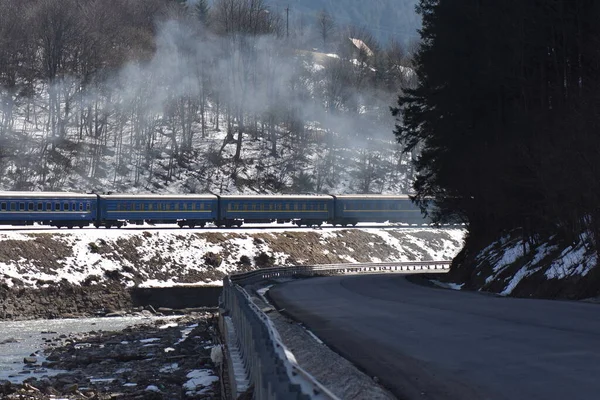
[0,18,417,196]
[445,232,600,300]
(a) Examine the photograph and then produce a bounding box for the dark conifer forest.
[394,0,600,251]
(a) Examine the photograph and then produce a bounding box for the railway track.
[0,222,460,233]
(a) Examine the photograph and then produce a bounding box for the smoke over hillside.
[0,1,417,195]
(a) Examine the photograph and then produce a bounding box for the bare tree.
[317,9,335,51]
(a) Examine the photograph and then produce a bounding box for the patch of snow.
[158,322,178,330]
[184,369,219,394]
[145,385,161,392]
[545,243,595,279]
[160,363,179,373]
[90,378,115,383]
[500,266,529,296]
[176,324,198,345]
[139,338,160,344]
[431,280,464,291]
[115,368,131,374]
[493,242,525,272]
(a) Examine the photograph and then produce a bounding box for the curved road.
[269,274,600,400]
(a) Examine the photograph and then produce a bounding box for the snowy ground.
[450,232,600,299]
[0,224,465,289]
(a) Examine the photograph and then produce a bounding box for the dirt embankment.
[0,228,464,319]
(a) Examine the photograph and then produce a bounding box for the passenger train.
[0,192,430,229]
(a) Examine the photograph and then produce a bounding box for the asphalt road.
[268,274,600,400]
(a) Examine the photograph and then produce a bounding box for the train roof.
[219,194,333,200]
[0,192,96,199]
[98,194,218,200]
[333,194,412,200]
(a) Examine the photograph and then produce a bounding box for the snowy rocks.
[7,313,221,399]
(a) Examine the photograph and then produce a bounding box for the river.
[0,316,172,383]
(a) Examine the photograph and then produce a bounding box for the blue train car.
[218,195,334,227]
[332,195,429,225]
[97,194,218,228]
[0,192,96,228]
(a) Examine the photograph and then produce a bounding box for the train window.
[324,204,328,211]
[10,203,16,211]
[65,203,71,211]
[28,203,34,211]
[86,203,90,211]
[165,203,170,211]
[174,203,179,211]
[200,203,204,210]
[243,204,247,211]
[0,203,5,211]
[302,203,306,210]
[37,203,42,211]
[285,203,289,211]
[190,203,195,211]
[54,202,60,211]
[46,203,51,211]
[79,203,83,211]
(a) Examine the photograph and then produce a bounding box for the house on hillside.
[349,38,374,58]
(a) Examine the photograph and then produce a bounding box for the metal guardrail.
[219,261,451,399]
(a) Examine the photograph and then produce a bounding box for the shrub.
[254,252,275,268]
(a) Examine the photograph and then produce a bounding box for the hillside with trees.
[0,0,417,195]
[262,0,421,46]
[395,0,600,298]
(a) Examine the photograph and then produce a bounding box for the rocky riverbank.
[0,312,220,399]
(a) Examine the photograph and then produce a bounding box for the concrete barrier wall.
[131,286,222,309]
